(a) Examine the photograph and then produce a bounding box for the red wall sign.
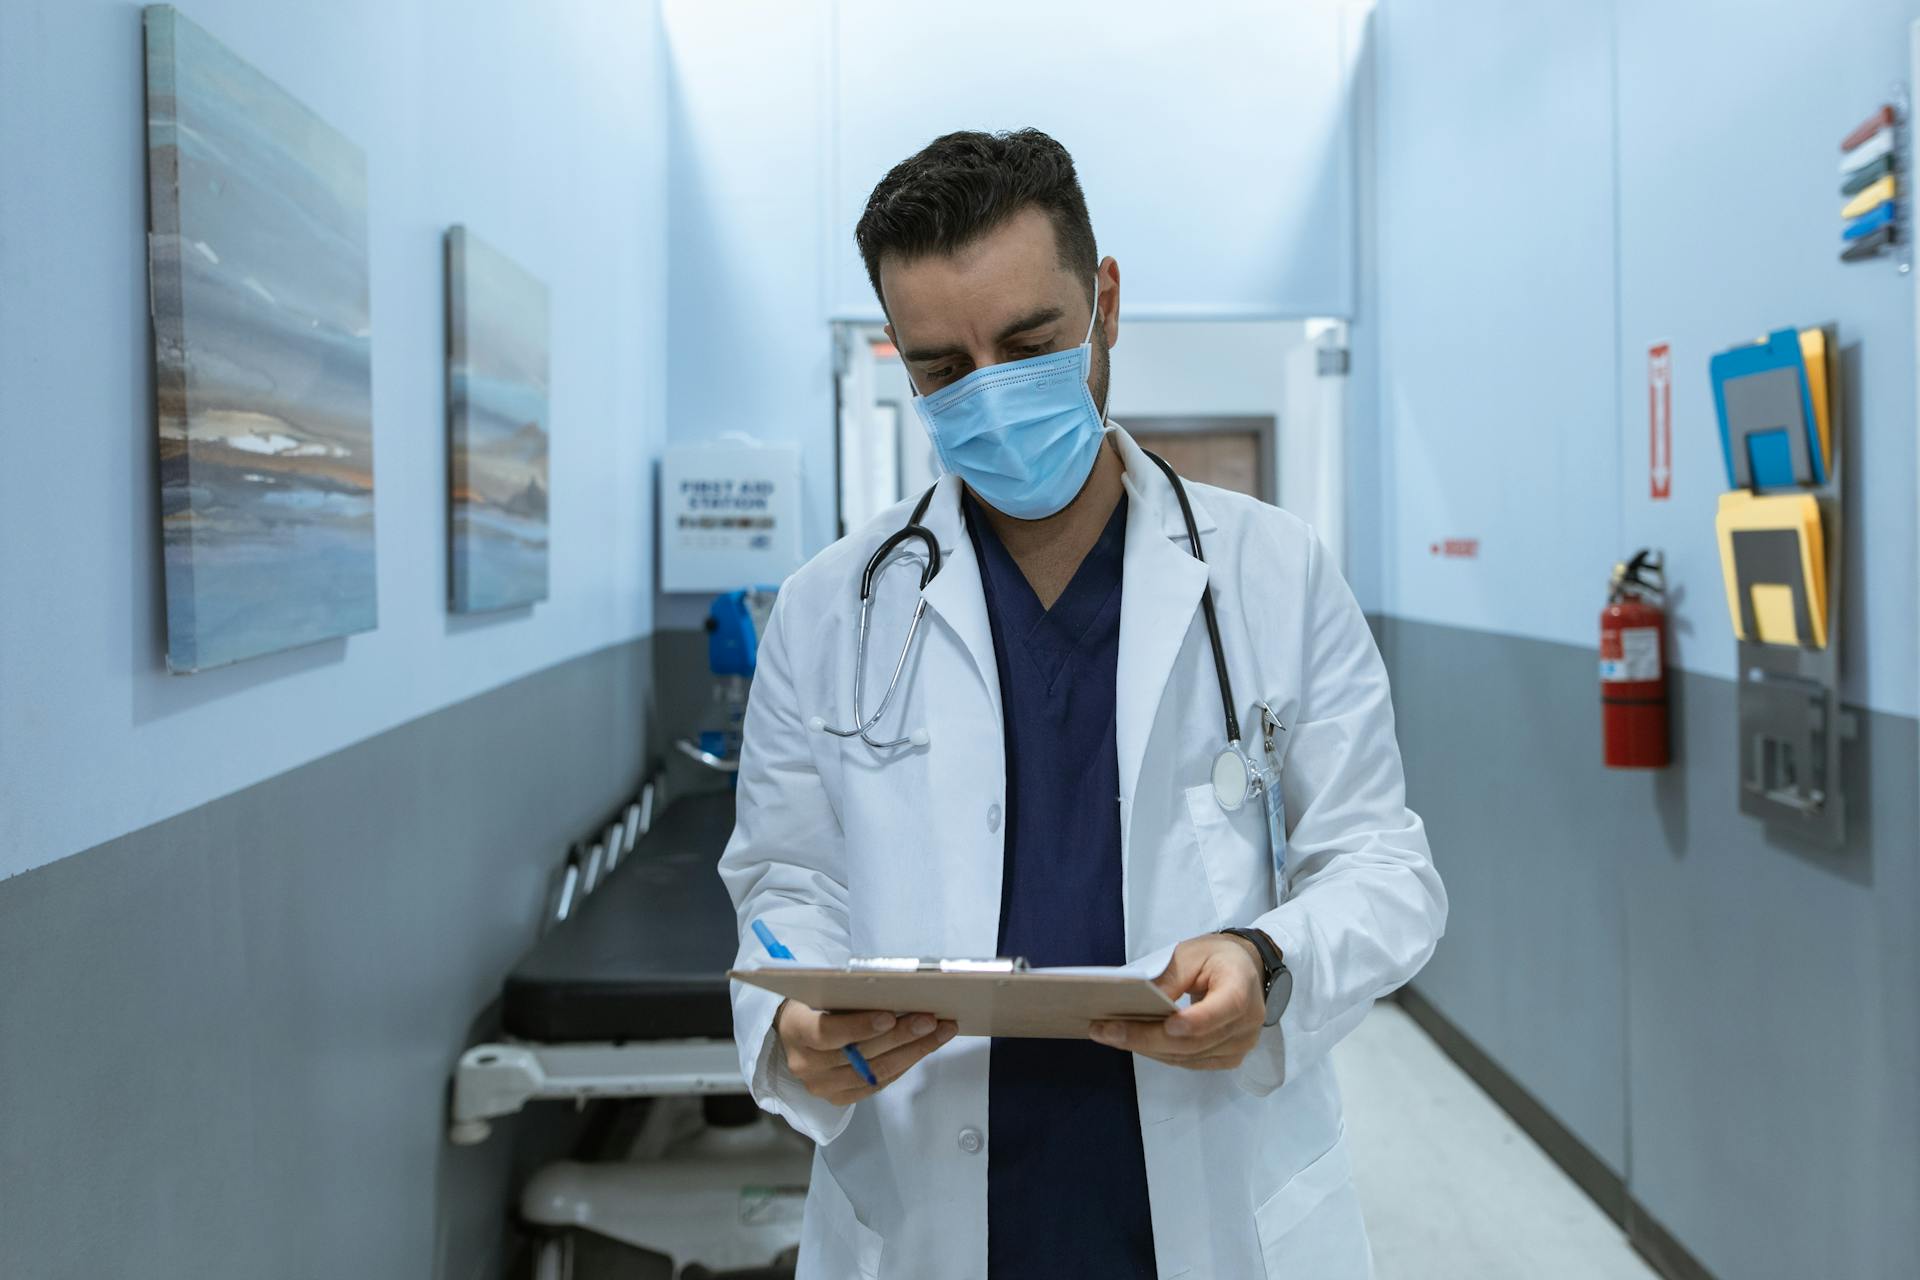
[1648,342,1672,500]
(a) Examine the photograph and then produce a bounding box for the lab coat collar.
[1109,425,1214,828]
[913,424,1217,556]
[1107,423,1219,545]
[915,474,1000,726]
[914,425,1214,798]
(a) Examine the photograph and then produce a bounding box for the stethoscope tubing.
[1139,449,1240,747]
[815,451,1243,761]
[813,486,943,750]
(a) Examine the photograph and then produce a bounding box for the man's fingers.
[866,1020,959,1082]
[855,1013,945,1058]
[1089,1014,1248,1059]
[1152,947,1200,1000]
[791,1013,942,1073]
[793,1057,874,1091]
[1161,976,1245,1043]
[802,1020,960,1101]
[784,1010,956,1095]
[803,1009,901,1050]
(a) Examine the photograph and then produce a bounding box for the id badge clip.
[1253,701,1289,886]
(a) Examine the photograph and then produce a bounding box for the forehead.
[879,206,1078,343]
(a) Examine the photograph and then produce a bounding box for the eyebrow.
[900,305,1066,364]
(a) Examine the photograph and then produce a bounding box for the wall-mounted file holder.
[1838,89,1910,272]
[1714,324,1848,848]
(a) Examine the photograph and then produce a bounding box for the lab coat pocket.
[1183,783,1275,928]
[806,1167,884,1278]
[1254,1129,1372,1279]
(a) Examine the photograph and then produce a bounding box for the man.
[720,128,1445,1278]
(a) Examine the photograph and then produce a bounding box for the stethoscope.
[808,450,1290,836]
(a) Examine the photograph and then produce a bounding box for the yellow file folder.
[1841,174,1896,219]
[1798,326,1833,473]
[1716,491,1827,648]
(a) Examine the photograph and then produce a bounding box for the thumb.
[1153,943,1203,1000]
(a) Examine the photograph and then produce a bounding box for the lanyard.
[1254,700,1290,891]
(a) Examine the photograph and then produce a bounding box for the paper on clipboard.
[730,943,1180,1040]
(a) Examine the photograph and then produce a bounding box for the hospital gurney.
[449,786,809,1279]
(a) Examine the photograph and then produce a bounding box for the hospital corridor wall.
[7,0,1920,1277]
[651,0,1365,685]
[1362,3,1920,1278]
[0,2,669,1276]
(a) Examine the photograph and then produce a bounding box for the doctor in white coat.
[721,128,1445,1279]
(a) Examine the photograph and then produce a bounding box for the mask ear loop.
[1085,274,1111,427]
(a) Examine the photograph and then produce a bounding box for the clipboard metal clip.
[847,956,1031,974]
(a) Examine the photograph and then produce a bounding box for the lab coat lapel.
[916,475,1003,728]
[1113,429,1212,818]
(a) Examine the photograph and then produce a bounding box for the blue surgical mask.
[909,281,1107,521]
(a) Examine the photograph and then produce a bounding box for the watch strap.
[1219,926,1284,993]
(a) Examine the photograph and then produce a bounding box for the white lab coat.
[720,426,1445,1279]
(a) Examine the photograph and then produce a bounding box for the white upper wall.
[825,0,1364,322]
[659,0,1369,628]
[0,0,668,878]
[1612,0,1918,717]
[1371,0,1622,655]
[1369,0,1919,717]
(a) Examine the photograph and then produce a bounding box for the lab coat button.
[958,1126,984,1154]
[987,804,1002,833]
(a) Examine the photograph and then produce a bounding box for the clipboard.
[729,959,1177,1039]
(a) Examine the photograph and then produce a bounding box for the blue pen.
[753,919,879,1086]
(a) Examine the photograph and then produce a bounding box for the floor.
[1332,1003,1659,1280]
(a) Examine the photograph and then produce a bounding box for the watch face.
[1263,966,1294,1027]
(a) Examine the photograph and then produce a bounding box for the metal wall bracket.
[448,1039,745,1145]
[1733,326,1846,849]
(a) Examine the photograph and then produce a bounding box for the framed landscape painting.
[445,226,550,613]
[144,5,376,672]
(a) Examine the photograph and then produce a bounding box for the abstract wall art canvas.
[143,6,376,673]
[445,226,549,613]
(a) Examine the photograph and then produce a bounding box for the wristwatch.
[1219,927,1292,1027]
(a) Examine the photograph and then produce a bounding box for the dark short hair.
[854,128,1098,311]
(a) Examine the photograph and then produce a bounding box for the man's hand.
[774,998,958,1105]
[1087,933,1266,1070]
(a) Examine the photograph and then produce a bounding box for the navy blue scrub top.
[964,490,1157,1279]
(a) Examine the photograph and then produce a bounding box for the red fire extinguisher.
[1600,550,1670,769]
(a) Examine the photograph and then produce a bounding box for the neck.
[971,437,1126,608]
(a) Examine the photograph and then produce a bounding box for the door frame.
[1122,414,1279,505]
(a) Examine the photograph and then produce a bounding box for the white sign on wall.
[661,441,804,593]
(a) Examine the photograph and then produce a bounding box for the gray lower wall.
[0,636,656,1280]
[650,627,713,763]
[1377,616,1920,1280]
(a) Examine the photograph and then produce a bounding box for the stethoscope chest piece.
[1212,742,1258,812]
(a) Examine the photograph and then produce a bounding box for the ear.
[1096,255,1120,349]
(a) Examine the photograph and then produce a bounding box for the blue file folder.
[1710,328,1826,489]
[1843,202,1896,241]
